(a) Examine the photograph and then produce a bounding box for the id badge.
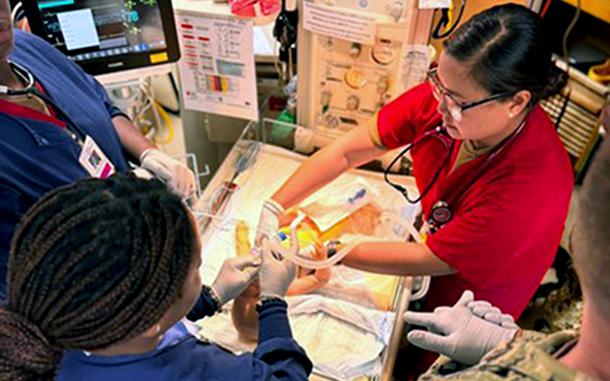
[78,135,116,179]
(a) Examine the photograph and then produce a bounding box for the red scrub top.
[377,83,573,318]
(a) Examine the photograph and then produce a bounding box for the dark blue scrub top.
[57,295,312,381]
[0,30,130,300]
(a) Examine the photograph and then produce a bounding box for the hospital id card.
[79,135,115,179]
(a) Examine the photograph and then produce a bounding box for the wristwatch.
[203,284,221,311]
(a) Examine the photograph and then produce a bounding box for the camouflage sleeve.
[417,355,471,380]
[416,330,547,380]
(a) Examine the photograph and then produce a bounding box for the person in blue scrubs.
[0,175,311,381]
[0,0,196,301]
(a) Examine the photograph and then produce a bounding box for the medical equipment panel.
[297,0,434,138]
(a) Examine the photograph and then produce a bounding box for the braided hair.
[0,175,195,381]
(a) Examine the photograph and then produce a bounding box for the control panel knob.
[345,69,368,89]
[377,76,390,94]
[349,43,362,59]
[346,95,360,111]
[372,40,397,65]
[389,1,404,21]
[321,90,332,107]
[324,113,341,128]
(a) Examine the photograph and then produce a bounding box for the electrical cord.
[554,0,580,128]
[561,0,580,75]
[555,89,571,130]
[540,0,552,18]
[162,72,181,115]
[432,0,466,40]
[10,1,21,25]
[152,100,175,145]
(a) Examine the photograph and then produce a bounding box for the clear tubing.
[264,212,424,269]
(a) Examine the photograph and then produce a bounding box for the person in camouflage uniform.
[417,330,592,380]
[405,104,610,380]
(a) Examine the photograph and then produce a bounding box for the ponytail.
[0,308,62,381]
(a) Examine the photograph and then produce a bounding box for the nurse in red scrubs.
[257,4,572,321]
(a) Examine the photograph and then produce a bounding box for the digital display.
[35,0,166,62]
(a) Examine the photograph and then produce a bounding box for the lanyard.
[1,60,117,179]
[442,117,528,209]
[1,60,87,145]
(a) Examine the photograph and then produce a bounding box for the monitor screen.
[24,0,180,75]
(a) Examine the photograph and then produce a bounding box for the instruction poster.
[302,1,376,45]
[176,12,259,121]
[418,0,451,8]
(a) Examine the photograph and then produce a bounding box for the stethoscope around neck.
[0,60,87,144]
[384,119,527,234]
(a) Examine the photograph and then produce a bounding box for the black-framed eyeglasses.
[427,67,512,121]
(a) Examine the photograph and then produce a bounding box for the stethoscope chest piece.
[430,200,453,231]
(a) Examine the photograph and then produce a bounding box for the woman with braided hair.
[0,175,311,381]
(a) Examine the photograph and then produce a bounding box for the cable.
[152,73,181,116]
[540,0,552,18]
[152,100,175,145]
[10,1,22,25]
[554,0,580,129]
[555,88,571,130]
[273,38,285,83]
[432,0,466,40]
[561,0,581,76]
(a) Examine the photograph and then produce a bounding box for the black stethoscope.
[0,60,87,145]
[384,118,527,233]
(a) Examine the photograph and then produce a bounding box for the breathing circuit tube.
[258,212,424,269]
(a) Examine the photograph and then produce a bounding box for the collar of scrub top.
[0,59,88,145]
[439,114,530,210]
[424,113,530,232]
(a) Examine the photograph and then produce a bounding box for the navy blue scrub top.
[0,30,130,300]
[57,293,312,381]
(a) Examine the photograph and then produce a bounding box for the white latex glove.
[467,300,520,329]
[139,149,196,199]
[403,290,519,365]
[255,199,284,245]
[131,166,156,180]
[210,256,260,305]
[258,239,296,300]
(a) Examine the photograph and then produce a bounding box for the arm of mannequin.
[286,268,332,296]
[271,119,386,209]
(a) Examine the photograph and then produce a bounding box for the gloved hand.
[255,199,285,245]
[210,256,260,306]
[403,290,519,365]
[139,148,197,199]
[258,239,296,300]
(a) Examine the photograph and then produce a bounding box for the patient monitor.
[23,0,180,79]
